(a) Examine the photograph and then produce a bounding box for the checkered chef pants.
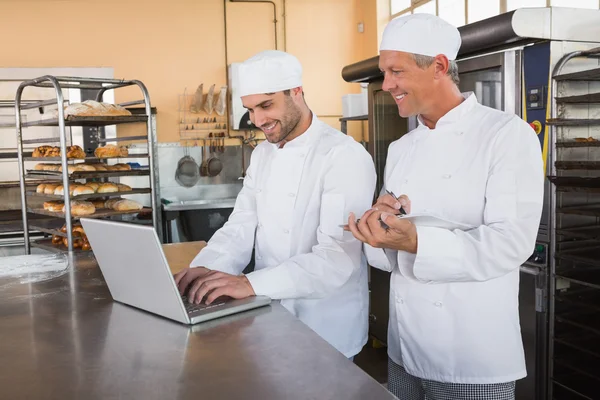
[387,358,516,400]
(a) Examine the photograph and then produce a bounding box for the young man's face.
[242,90,302,144]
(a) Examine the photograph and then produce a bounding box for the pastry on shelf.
[111,199,143,211]
[97,183,119,193]
[57,223,91,251]
[62,200,95,216]
[104,198,123,209]
[43,184,59,195]
[91,199,106,209]
[32,145,86,159]
[94,144,129,158]
[63,100,132,118]
[43,200,64,212]
[86,182,100,192]
[73,185,95,196]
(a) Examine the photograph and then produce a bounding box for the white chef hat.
[380,14,461,60]
[237,50,303,97]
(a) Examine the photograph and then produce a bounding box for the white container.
[342,92,368,118]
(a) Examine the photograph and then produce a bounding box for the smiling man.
[175,50,377,360]
[348,13,543,400]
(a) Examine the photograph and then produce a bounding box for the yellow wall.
[0,0,378,144]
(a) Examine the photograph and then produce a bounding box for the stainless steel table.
[0,243,397,400]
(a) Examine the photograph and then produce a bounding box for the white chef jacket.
[190,114,377,358]
[366,92,544,384]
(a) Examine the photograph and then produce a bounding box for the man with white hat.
[175,50,377,359]
[347,14,544,399]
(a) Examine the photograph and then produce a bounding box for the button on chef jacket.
[190,114,377,358]
[365,92,544,383]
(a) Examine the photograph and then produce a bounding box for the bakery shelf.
[26,169,150,180]
[555,246,600,268]
[548,176,600,188]
[556,140,600,148]
[556,204,600,217]
[15,75,161,252]
[23,154,149,161]
[554,66,600,81]
[21,115,149,128]
[552,379,595,400]
[27,207,152,221]
[26,188,151,200]
[547,118,600,127]
[557,225,600,241]
[28,219,70,237]
[31,238,91,254]
[555,161,600,170]
[555,92,600,103]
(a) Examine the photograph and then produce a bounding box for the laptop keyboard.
[181,295,226,314]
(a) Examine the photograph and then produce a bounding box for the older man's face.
[379,50,436,118]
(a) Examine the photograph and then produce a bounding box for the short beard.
[266,95,302,144]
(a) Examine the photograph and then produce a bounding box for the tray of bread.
[28,220,93,251]
[26,161,149,179]
[23,100,148,127]
[29,198,148,220]
[29,145,86,159]
[28,182,150,200]
[23,144,147,161]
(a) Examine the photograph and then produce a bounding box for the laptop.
[80,218,271,325]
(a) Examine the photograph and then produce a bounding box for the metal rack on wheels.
[548,47,600,400]
[15,75,161,253]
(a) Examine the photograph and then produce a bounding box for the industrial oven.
[342,7,600,400]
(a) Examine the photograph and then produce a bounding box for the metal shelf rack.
[14,75,161,252]
[548,46,600,400]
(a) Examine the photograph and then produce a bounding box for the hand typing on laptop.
[174,267,256,306]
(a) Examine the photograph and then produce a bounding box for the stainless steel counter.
[0,243,397,400]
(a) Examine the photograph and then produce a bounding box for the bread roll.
[117,183,132,192]
[36,184,46,193]
[104,198,123,209]
[97,183,119,193]
[105,165,119,171]
[63,201,95,216]
[75,164,96,172]
[115,163,131,171]
[64,100,132,118]
[94,144,129,158]
[58,165,78,174]
[54,185,64,195]
[44,184,58,195]
[66,146,86,159]
[43,201,64,212]
[46,164,61,171]
[62,236,83,249]
[51,234,63,244]
[91,199,106,209]
[86,182,100,192]
[82,241,92,251]
[73,185,95,196]
[112,199,143,211]
[92,164,108,171]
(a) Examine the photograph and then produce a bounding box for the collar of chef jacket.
[269,112,319,150]
[416,91,477,131]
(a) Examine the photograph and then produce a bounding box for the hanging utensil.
[200,133,223,177]
[175,141,200,187]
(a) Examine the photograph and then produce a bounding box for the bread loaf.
[112,199,143,211]
[63,100,132,117]
[63,201,95,216]
[117,183,132,192]
[75,164,96,172]
[73,185,95,196]
[43,201,64,212]
[32,145,85,159]
[54,185,80,196]
[115,163,131,171]
[91,199,106,209]
[86,182,100,192]
[97,183,119,193]
[44,184,58,195]
[36,184,46,193]
[104,198,123,209]
[94,144,129,158]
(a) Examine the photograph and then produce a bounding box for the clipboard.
[397,213,474,231]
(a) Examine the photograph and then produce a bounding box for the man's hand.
[186,270,256,305]
[174,267,212,295]
[372,193,411,215]
[348,208,418,254]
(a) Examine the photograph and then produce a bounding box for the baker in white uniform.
[347,14,544,400]
[175,50,377,359]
